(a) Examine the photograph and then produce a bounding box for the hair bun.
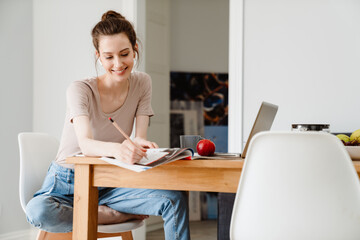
[101,10,125,21]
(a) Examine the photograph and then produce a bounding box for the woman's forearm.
[78,137,119,157]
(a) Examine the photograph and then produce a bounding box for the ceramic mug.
[180,135,204,152]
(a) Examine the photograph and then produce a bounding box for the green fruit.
[336,134,350,143]
[350,129,360,142]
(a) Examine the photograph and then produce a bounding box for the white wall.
[170,0,229,72]
[0,0,34,234]
[242,0,360,142]
[228,0,244,152]
[142,0,171,148]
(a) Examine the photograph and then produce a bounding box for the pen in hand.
[109,117,148,161]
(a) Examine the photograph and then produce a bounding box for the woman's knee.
[26,195,49,227]
[25,195,73,232]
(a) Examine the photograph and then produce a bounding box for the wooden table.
[66,157,244,240]
[66,157,360,240]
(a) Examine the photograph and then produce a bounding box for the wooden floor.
[146,220,217,240]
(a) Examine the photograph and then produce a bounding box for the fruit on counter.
[196,139,216,156]
[337,130,360,146]
[336,134,350,143]
[344,140,360,146]
[350,129,360,142]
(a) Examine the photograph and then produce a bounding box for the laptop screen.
[241,102,278,159]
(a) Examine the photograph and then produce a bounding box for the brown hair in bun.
[101,10,125,21]
[92,10,139,60]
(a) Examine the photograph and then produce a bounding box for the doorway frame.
[228,0,244,152]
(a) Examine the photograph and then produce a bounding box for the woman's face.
[97,33,136,82]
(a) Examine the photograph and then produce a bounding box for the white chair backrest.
[230,131,360,240]
[18,132,59,213]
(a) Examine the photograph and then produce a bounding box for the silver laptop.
[194,101,278,159]
[240,101,278,159]
[205,101,278,159]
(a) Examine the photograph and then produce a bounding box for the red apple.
[197,139,216,156]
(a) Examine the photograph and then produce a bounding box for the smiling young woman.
[24,10,190,240]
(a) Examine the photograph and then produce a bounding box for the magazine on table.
[100,148,194,172]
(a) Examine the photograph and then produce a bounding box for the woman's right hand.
[113,139,147,165]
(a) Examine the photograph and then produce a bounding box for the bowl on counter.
[345,146,360,160]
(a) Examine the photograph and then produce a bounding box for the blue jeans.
[26,162,190,240]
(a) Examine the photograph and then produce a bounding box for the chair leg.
[36,230,46,240]
[36,230,72,240]
[97,231,133,240]
[119,231,133,240]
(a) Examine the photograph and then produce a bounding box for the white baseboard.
[0,228,37,240]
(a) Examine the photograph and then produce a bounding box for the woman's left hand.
[133,137,159,149]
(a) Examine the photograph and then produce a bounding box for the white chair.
[18,132,144,240]
[230,131,360,240]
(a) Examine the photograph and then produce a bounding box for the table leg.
[217,193,236,240]
[73,164,98,240]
